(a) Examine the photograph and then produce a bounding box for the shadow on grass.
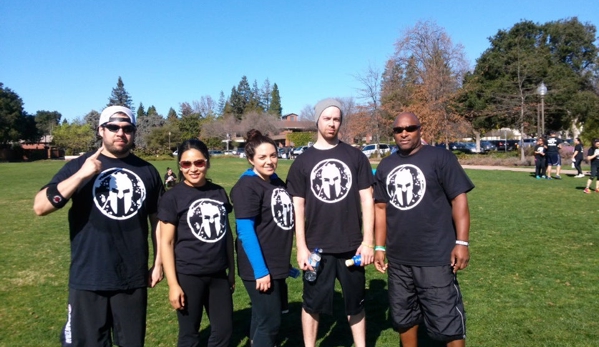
[195,278,446,346]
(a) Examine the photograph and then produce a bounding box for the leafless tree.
[238,111,281,137]
[384,20,469,143]
[354,64,383,156]
[299,104,315,121]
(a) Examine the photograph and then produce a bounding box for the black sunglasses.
[179,159,208,169]
[393,125,421,134]
[102,123,136,134]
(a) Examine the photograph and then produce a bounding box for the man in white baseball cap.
[34,105,164,347]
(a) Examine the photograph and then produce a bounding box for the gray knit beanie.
[314,98,343,125]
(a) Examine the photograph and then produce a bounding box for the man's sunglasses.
[102,123,136,134]
[179,159,208,169]
[393,125,421,134]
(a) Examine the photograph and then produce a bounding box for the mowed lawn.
[0,157,597,347]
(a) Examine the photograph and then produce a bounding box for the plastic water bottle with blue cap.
[305,248,323,282]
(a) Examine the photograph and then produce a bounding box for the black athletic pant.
[242,278,285,347]
[575,158,583,175]
[535,157,546,177]
[176,271,232,347]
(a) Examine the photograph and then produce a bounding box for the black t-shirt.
[373,145,474,266]
[574,144,583,160]
[546,136,562,153]
[589,146,599,165]
[230,173,294,280]
[286,142,374,253]
[43,152,163,290]
[157,181,232,276]
[534,145,545,159]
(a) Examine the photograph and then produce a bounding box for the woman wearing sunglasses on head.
[158,139,235,347]
[230,130,295,347]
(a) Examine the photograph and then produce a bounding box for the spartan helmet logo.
[188,199,227,243]
[393,168,413,207]
[108,172,133,214]
[272,188,294,230]
[321,163,342,199]
[387,164,426,210]
[310,159,352,203]
[94,168,146,220]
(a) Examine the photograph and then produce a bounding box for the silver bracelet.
[455,240,469,247]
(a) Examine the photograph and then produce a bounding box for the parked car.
[235,148,246,158]
[292,146,309,158]
[362,144,391,157]
[208,150,223,156]
[449,142,487,154]
[278,148,289,159]
[480,141,497,152]
[489,140,519,151]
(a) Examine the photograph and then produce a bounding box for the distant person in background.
[534,138,546,179]
[545,131,562,179]
[230,129,294,346]
[583,139,599,194]
[572,138,584,178]
[164,167,177,188]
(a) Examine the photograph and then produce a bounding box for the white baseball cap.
[99,106,136,126]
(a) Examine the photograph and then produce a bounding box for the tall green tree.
[0,83,39,144]
[261,78,272,110]
[228,86,244,119]
[137,103,146,119]
[34,110,62,136]
[147,105,158,117]
[268,83,282,117]
[460,18,599,140]
[107,76,133,109]
[167,107,178,120]
[217,91,226,116]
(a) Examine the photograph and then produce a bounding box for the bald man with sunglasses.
[373,112,474,347]
[34,105,164,347]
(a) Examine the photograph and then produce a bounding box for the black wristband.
[46,185,69,209]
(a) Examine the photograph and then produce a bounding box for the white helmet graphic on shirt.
[188,198,227,243]
[310,159,352,203]
[94,168,146,220]
[386,164,426,210]
[393,168,413,207]
[321,163,342,199]
[108,172,133,215]
[272,188,294,230]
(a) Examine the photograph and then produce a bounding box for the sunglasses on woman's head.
[392,125,421,134]
[179,159,208,169]
[102,123,136,134]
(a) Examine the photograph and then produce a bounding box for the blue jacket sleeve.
[236,218,269,279]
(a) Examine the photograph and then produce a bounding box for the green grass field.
[1,157,598,346]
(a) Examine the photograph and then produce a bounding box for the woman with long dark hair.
[158,139,235,347]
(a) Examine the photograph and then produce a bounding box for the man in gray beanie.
[286,98,375,347]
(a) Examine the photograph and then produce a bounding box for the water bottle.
[345,255,362,267]
[304,248,322,282]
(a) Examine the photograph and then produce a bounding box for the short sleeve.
[230,177,261,219]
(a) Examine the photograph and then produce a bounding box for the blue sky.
[1,1,597,122]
